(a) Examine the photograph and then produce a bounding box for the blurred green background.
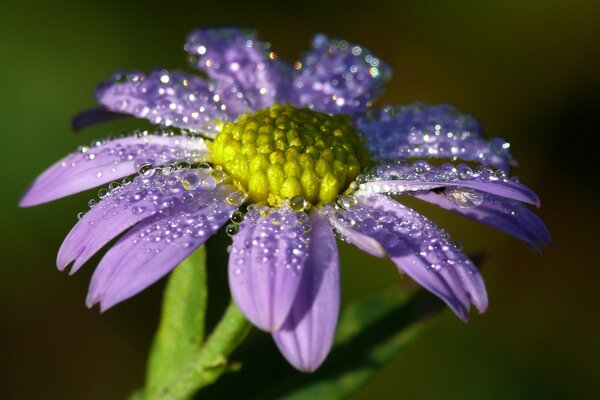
[1,0,598,399]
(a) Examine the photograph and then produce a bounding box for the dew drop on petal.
[443,187,484,208]
[225,223,239,237]
[138,163,155,177]
[289,196,309,212]
[226,189,247,206]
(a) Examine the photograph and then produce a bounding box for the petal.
[358,161,540,206]
[413,191,551,250]
[333,193,487,320]
[273,211,340,372]
[355,103,512,169]
[96,69,249,134]
[20,134,208,207]
[86,185,237,311]
[292,34,391,114]
[71,106,129,131]
[325,205,386,258]
[57,168,220,273]
[185,28,292,110]
[228,207,311,332]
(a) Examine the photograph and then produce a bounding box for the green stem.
[151,300,252,400]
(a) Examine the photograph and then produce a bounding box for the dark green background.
[1,1,598,399]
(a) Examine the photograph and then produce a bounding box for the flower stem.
[151,300,252,400]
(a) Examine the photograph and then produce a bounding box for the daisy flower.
[20,27,550,372]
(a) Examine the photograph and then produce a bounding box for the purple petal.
[86,185,237,311]
[228,207,311,332]
[273,211,340,372]
[96,69,249,134]
[57,168,220,274]
[329,193,487,320]
[358,161,540,206]
[185,28,292,110]
[292,34,391,114]
[20,134,208,207]
[71,106,129,131]
[327,207,386,258]
[413,191,551,250]
[354,103,512,169]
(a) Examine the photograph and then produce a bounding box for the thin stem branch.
[151,300,252,400]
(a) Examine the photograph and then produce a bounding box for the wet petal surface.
[355,103,512,169]
[273,211,340,372]
[20,133,207,206]
[86,185,237,311]
[228,206,312,331]
[325,193,487,320]
[414,191,551,251]
[292,34,391,115]
[58,167,221,273]
[357,160,540,206]
[185,28,292,110]
[96,69,249,134]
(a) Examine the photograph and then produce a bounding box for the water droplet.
[226,189,247,206]
[108,181,122,193]
[132,206,146,215]
[176,161,191,170]
[138,163,155,177]
[225,223,239,237]
[289,196,309,212]
[493,169,507,179]
[356,174,368,184]
[98,188,109,199]
[457,165,473,180]
[231,211,244,223]
[179,172,201,190]
[443,187,484,208]
[211,169,226,184]
[337,195,357,209]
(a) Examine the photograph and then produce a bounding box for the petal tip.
[71,106,127,132]
[18,191,39,208]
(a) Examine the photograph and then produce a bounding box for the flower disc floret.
[210,104,370,204]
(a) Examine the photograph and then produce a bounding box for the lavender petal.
[86,185,236,311]
[71,106,129,132]
[273,211,340,372]
[360,193,487,316]
[327,211,387,258]
[413,191,551,250]
[359,161,540,206]
[228,207,311,332]
[20,134,208,207]
[292,34,391,115]
[328,193,487,320]
[57,168,220,274]
[96,69,249,134]
[355,103,513,168]
[185,28,292,110]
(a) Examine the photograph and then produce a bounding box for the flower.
[20,27,550,372]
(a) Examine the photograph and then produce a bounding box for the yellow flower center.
[209,104,369,205]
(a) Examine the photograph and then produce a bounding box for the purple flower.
[20,27,550,373]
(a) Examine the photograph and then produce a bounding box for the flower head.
[20,27,550,372]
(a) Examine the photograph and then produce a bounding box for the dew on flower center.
[209,103,370,205]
